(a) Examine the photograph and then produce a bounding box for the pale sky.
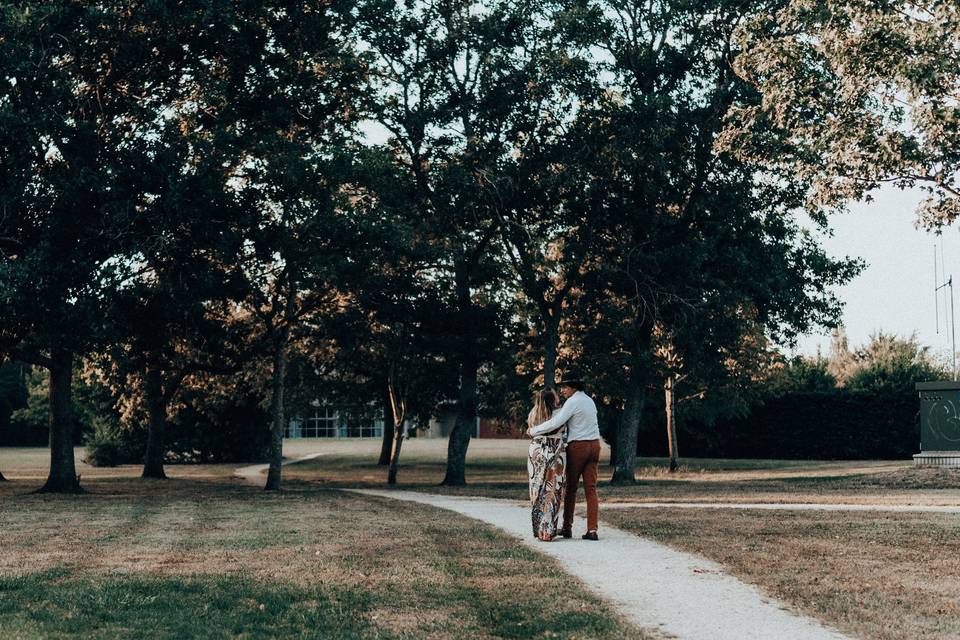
[794,185,956,363]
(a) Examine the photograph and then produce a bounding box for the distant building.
[419,402,523,439]
[419,402,477,439]
[285,399,524,440]
[285,403,382,439]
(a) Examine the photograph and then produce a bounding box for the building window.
[342,409,382,438]
[286,405,384,438]
[301,406,339,438]
[284,417,302,439]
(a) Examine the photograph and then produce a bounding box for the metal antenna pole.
[936,244,940,334]
[936,268,954,378]
[942,238,948,334]
[951,276,957,381]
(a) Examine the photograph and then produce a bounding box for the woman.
[527,388,567,541]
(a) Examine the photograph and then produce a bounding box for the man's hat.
[558,368,583,386]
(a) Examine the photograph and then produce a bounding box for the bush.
[165,391,270,463]
[6,368,51,446]
[84,418,146,467]
[639,390,919,460]
[83,391,270,466]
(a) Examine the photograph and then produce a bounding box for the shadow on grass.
[0,569,379,640]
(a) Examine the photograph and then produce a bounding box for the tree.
[0,3,168,492]
[0,359,28,470]
[844,332,948,392]
[827,326,859,385]
[359,0,546,485]
[91,295,246,478]
[563,0,861,484]
[490,2,605,391]
[382,321,453,484]
[208,1,364,491]
[766,354,838,394]
[0,360,28,481]
[724,1,960,228]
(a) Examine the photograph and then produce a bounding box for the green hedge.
[638,391,919,460]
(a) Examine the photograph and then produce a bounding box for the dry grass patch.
[594,466,960,506]
[281,446,960,506]
[604,507,960,640]
[0,475,657,639]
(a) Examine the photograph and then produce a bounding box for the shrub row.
[637,390,919,460]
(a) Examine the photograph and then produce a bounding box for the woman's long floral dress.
[528,416,567,539]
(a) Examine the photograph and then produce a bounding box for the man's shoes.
[559,527,572,539]
[582,530,599,541]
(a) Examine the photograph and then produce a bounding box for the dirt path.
[350,489,850,640]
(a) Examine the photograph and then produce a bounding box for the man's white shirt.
[529,390,600,441]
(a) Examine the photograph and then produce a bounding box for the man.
[527,368,601,540]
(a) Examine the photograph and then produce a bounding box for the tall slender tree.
[359,0,551,484]
[200,1,365,491]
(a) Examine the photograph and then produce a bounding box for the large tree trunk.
[40,350,81,493]
[141,355,168,479]
[387,418,406,485]
[665,376,679,473]
[612,350,648,485]
[378,381,395,466]
[542,321,559,390]
[607,406,620,467]
[264,333,289,491]
[443,366,476,486]
[442,262,477,486]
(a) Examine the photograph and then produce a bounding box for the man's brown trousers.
[563,439,600,532]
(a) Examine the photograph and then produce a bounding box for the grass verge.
[0,477,656,639]
[604,507,960,640]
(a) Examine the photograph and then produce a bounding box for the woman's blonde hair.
[527,388,560,428]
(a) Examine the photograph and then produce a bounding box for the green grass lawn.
[1,570,376,640]
[0,475,656,640]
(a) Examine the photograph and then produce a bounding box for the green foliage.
[767,355,838,394]
[83,419,145,468]
[725,0,960,227]
[8,367,47,441]
[561,0,860,396]
[843,333,948,393]
[0,0,910,478]
[661,332,947,460]
[168,386,271,464]
[764,333,948,396]
[0,361,27,418]
[5,363,118,448]
[667,390,919,460]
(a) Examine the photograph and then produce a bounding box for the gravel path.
[233,453,326,486]
[351,489,850,640]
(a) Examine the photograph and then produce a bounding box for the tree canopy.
[0,0,885,490]
[724,0,960,227]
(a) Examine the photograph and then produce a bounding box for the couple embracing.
[526,369,601,542]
